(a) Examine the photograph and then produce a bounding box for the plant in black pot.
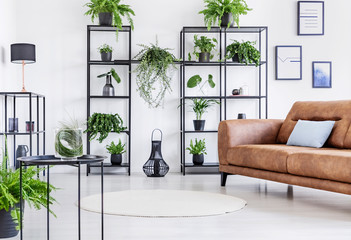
[97,68,121,96]
[84,0,135,39]
[98,44,113,61]
[190,98,219,131]
[186,138,207,165]
[190,35,217,63]
[199,0,251,30]
[225,40,260,66]
[106,139,126,165]
[0,135,57,238]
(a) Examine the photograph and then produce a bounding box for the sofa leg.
[221,172,228,187]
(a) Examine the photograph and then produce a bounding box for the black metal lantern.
[143,129,169,177]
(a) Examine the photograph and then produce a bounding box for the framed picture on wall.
[298,1,324,35]
[275,46,302,80]
[313,61,332,88]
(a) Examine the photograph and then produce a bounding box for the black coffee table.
[17,155,106,240]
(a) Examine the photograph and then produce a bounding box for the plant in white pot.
[186,138,207,165]
[106,139,126,165]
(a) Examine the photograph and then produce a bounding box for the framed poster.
[298,1,324,35]
[313,61,332,88]
[275,46,302,80]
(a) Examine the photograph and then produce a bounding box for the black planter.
[193,120,205,131]
[221,13,233,28]
[192,154,204,165]
[111,154,122,165]
[100,52,112,62]
[103,75,115,96]
[0,208,19,238]
[232,54,240,63]
[199,52,210,62]
[98,12,112,26]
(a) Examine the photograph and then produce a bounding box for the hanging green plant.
[134,40,179,108]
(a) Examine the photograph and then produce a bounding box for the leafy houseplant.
[84,0,135,39]
[85,113,127,143]
[55,121,83,160]
[190,35,217,62]
[106,139,126,165]
[186,138,207,165]
[98,44,113,61]
[0,136,57,237]
[190,98,220,131]
[187,74,216,94]
[97,68,121,96]
[226,40,260,66]
[134,40,179,108]
[199,0,251,30]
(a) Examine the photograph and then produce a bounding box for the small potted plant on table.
[190,35,217,63]
[98,44,113,61]
[226,40,260,66]
[106,139,126,165]
[186,138,207,165]
[190,98,219,131]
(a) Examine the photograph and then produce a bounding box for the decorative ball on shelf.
[232,89,240,95]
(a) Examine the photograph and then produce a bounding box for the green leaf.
[187,75,202,88]
[110,68,121,83]
[97,73,108,78]
[207,74,215,88]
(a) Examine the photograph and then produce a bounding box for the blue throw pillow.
[287,120,335,148]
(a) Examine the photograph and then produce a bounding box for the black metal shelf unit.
[0,92,45,166]
[179,26,268,175]
[86,25,132,175]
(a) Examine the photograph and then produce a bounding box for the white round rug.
[80,190,246,217]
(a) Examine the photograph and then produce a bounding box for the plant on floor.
[85,113,127,143]
[190,98,220,120]
[187,74,216,94]
[186,138,207,155]
[106,139,126,155]
[199,0,251,30]
[134,39,179,108]
[84,0,135,39]
[55,121,83,159]
[226,40,260,66]
[97,68,121,84]
[98,44,113,53]
[0,135,57,231]
[189,35,217,62]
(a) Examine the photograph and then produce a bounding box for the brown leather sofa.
[218,100,351,195]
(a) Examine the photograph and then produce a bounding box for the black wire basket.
[143,129,169,177]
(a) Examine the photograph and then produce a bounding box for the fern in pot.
[98,44,113,61]
[199,0,251,30]
[190,35,217,63]
[226,40,260,66]
[106,139,126,165]
[189,98,220,131]
[186,138,207,165]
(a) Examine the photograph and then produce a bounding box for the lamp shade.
[11,43,36,64]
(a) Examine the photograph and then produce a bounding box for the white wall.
[1,0,351,172]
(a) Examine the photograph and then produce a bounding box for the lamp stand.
[21,60,27,92]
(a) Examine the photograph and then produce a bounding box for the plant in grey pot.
[186,138,207,165]
[98,44,113,61]
[199,0,251,30]
[0,135,57,238]
[106,139,126,165]
[190,98,219,131]
[97,68,121,96]
[225,40,260,66]
[190,35,217,62]
[84,0,135,39]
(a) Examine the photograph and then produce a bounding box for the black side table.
[17,155,106,240]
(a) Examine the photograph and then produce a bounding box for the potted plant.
[98,44,113,61]
[190,35,217,62]
[187,74,216,94]
[186,138,207,165]
[84,0,135,39]
[134,40,179,108]
[106,139,126,165]
[85,113,127,143]
[55,121,83,160]
[190,98,219,131]
[97,68,121,96]
[0,136,57,238]
[199,0,251,30]
[226,40,260,66]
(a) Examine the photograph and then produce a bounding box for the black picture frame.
[275,46,302,80]
[312,61,332,88]
[298,1,324,36]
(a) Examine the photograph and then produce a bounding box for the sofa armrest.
[218,119,284,165]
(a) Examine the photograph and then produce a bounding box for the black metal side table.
[17,155,106,240]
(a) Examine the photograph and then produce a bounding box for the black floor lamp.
[11,43,36,92]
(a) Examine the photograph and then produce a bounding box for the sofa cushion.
[276,100,351,148]
[287,148,351,183]
[227,144,314,173]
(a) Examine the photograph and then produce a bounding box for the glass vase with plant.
[190,98,220,131]
[226,40,260,66]
[98,44,113,61]
[199,0,251,30]
[189,35,217,62]
[55,121,83,160]
[106,139,126,165]
[186,138,207,165]
[97,68,121,96]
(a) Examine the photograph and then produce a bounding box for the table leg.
[101,162,104,240]
[20,162,23,240]
[47,165,50,240]
[78,163,81,240]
